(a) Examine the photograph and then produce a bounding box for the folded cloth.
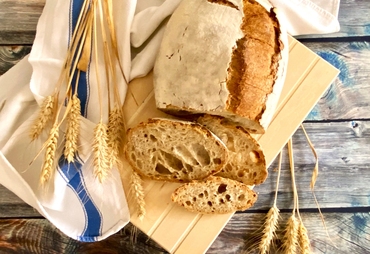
[0,0,133,242]
[0,0,340,242]
[269,0,340,36]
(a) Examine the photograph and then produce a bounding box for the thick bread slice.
[154,0,288,134]
[197,114,267,185]
[125,118,228,182]
[171,176,257,214]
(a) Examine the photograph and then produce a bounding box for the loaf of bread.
[197,114,267,185]
[153,0,288,134]
[172,176,257,214]
[125,118,228,182]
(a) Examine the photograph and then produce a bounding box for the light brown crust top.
[226,0,284,123]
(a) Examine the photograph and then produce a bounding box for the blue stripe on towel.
[53,0,101,241]
[58,155,102,242]
[70,0,90,117]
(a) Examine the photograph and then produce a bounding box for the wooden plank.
[296,0,370,39]
[1,211,369,253]
[0,46,31,75]
[303,41,370,121]
[0,0,45,44]
[2,41,370,123]
[0,0,368,44]
[0,219,168,253]
[208,211,370,254]
[253,120,370,210]
[0,185,40,218]
[2,120,369,217]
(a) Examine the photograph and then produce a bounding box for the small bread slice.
[197,114,267,185]
[125,118,228,182]
[171,176,257,214]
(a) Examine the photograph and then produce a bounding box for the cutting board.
[120,36,339,253]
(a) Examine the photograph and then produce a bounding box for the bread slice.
[125,118,228,182]
[171,176,257,214]
[153,0,288,134]
[197,114,267,185]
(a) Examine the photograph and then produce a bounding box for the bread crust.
[171,176,258,214]
[125,118,229,182]
[154,0,288,134]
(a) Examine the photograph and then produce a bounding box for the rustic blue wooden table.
[0,0,369,253]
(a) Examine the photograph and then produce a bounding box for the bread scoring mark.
[207,0,239,10]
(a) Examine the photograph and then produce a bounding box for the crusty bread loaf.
[171,176,257,214]
[197,114,267,185]
[125,118,228,182]
[153,0,288,134]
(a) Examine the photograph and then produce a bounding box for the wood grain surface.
[0,0,369,44]
[0,0,369,253]
[0,0,45,44]
[1,211,369,254]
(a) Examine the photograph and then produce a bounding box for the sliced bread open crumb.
[172,176,257,214]
[125,118,228,182]
[197,114,267,185]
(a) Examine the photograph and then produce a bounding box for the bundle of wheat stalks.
[29,0,128,186]
[255,125,323,254]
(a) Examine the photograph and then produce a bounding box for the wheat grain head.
[30,95,55,141]
[298,221,311,254]
[93,121,110,183]
[282,214,299,254]
[107,106,125,169]
[40,124,59,186]
[130,170,146,221]
[64,94,81,163]
[258,205,280,254]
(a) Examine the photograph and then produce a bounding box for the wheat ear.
[259,205,280,254]
[30,95,55,141]
[40,124,59,186]
[258,151,283,254]
[64,94,81,163]
[298,221,311,254]
[107,106,125,168]
[93,121,110,183]
[282,214,299,254]
[130,170,146,221]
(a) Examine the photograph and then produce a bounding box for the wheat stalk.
[298,221,311,254]
[282,214,299,254]
[258,151,283,254]
[259,205,280,254]
[130,170,146,221]
[64,94,81,163]
[40,124,59,186]
[107,106,125,168]
[30,95,55,141]
[93,121,110,183]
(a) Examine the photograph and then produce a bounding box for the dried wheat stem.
[107,106,124,168]
[282,214,299,254]
[259,205,280,254]
[298,221,311,254]
[30,95,55,141]
[40,124,59,186]
[93,121,110,183]
[258,151,283,254]
[130,170,146,221]
[64,94,81,163]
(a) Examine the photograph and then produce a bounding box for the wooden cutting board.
[120,36,339,254]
